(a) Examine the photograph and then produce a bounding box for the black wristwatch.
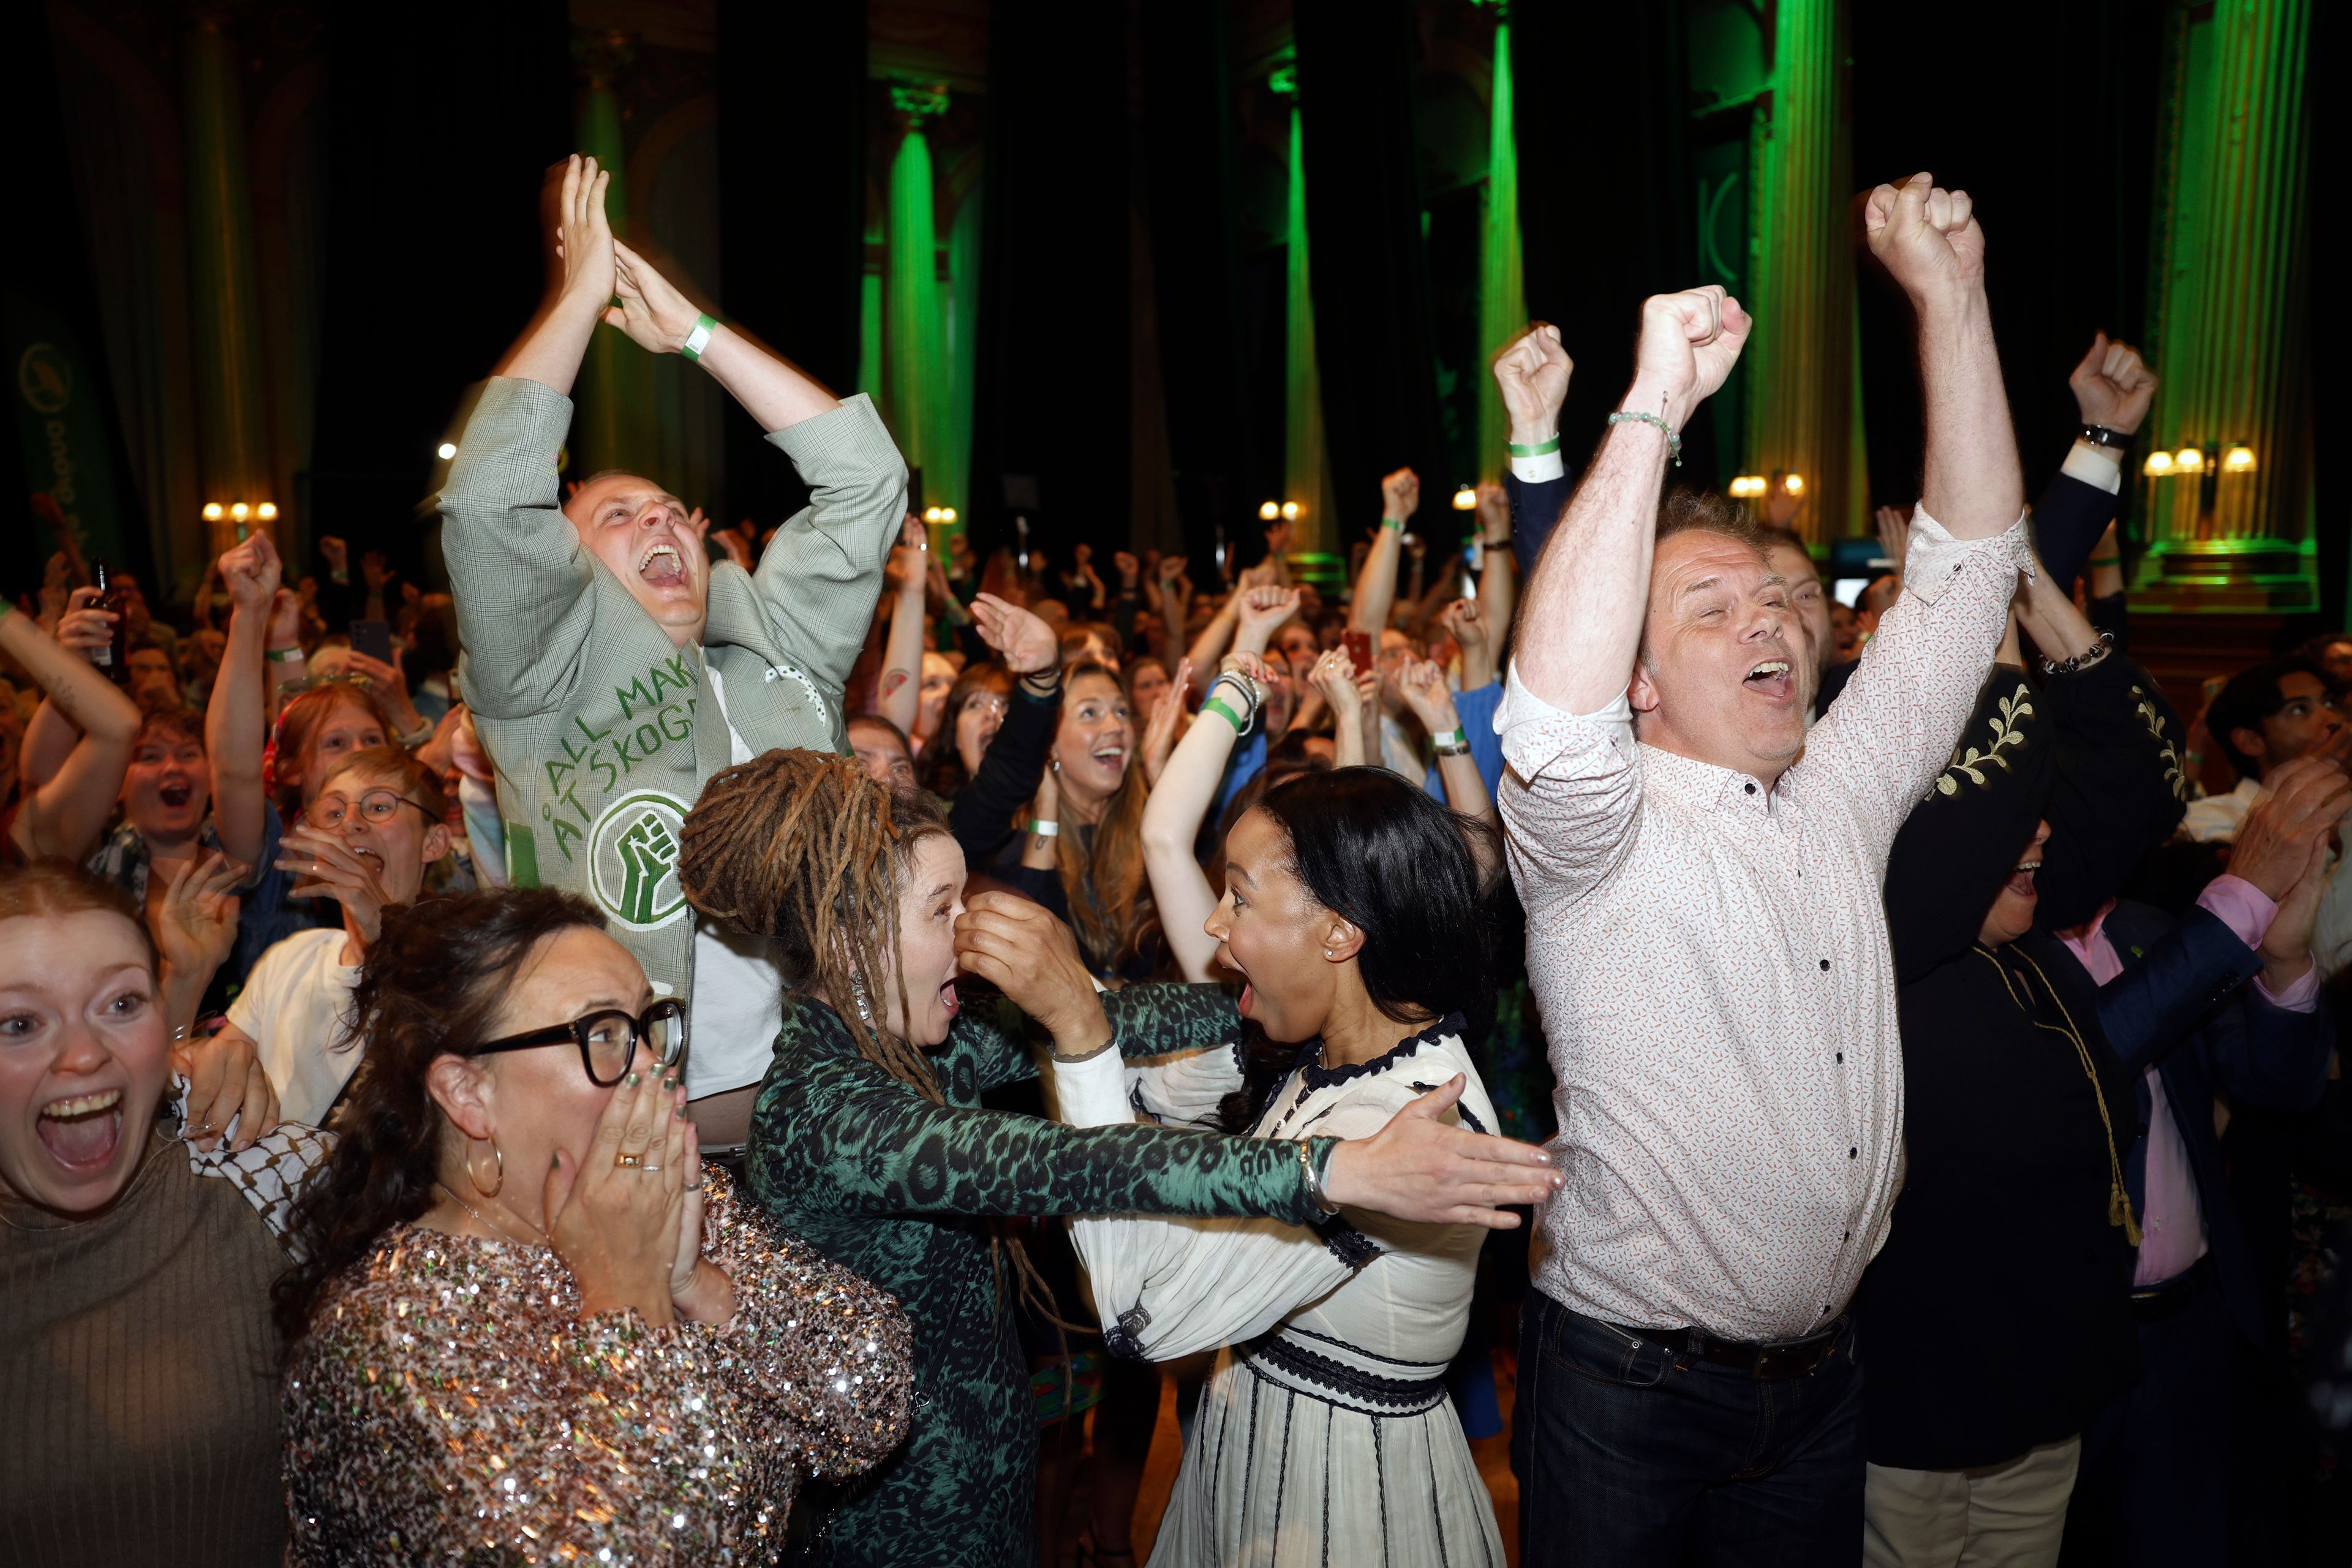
[2077,424,2132,451]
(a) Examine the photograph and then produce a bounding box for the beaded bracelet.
[1607,407,1683,467]
[2040,630,2116,678]
[679,314,720,362]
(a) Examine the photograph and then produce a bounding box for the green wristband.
[1381,516,1404,532]
[1506,435,1562,458]
[679,314,720,362]
[1201,696,1246,734]
[265,646,304,663]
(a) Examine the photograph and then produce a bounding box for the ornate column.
[571,31,658,481]
[1740,0,1857,544]
[885,86,953,513]
[1278,72,1339,585]
[2136,0,2313,613]
[1475,13,1526,483]
[183,9,271,559]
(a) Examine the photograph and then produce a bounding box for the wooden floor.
[1056,1349,1523,1566]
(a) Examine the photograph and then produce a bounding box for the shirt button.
[1819,958,1830,971]
[1744,782,1757,795]
[1836,1051,1844,1063]
[1844,1230,1852,1241]
[1848,1147,1857,1159]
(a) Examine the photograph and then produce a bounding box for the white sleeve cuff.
[2060,440,2124,494]
[1902,505,2034,608]
[1510,451,1566,484]
[1050,1046,1134,1129]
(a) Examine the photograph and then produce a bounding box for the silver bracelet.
[2039,630,2116,678]
[1296,1139,1340,1216]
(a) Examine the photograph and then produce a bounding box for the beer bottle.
[88,560,132,685]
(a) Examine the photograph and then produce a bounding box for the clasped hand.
[954,892,1110,1058]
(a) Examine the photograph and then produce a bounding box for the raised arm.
[1348,469,1420,637]
[1,594,141,862]
[1397,658,1501,881]
[1491,323,1575,578]
[1471,485,1518,646]
[205,533,284,870]
[873,517,929,736]
[1142,655,1261,981]
[492,154,614,396]
[1513,289,1750,714]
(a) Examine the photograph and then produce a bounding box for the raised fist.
[1864,172,1985,303]
[1629,286,1752,433]
[2069,332,2158,435]
[1491,323,1573,443]
[1381,468,1421,523]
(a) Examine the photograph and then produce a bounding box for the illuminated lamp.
[1452,486,1477,510]
[2142,450,2174,476]
[202,502,224,521]
[940,508,956,523]
[2223,445,2256,473]
[1259,500,1280,521]
[1782,473,1805,496]
[1729,475,1766,498]
[257,502,278,521]
[1281,502,1301,521]
[437,442,458,460]
[2173,447,2204,474]
[229,502,251,522]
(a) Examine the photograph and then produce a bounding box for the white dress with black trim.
[1052,1016,1506,1568]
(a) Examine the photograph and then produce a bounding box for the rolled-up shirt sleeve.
[1802,506,2033,855]
[1494,673,1643,905]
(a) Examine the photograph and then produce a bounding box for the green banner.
[4,288,136,589]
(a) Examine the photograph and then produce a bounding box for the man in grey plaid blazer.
[433,156,907,1139]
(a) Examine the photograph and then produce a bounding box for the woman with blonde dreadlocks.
[676,750,1561,1568]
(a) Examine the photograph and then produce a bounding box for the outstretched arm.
[492,155,615,396]
[873,517,929,736]
[1513,289,1751,715]
[205,533,284,871]
[1,594,141,862]
[1142,655,1256,982]
[605,239,839,432]
[1348,469,1420,637]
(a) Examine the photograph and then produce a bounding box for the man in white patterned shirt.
[1498,175,2035,1567]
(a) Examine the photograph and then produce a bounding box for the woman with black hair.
[1039,766,1506,1565]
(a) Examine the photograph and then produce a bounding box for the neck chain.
[432,1181,546,1248]
[1974,945,2143,1246]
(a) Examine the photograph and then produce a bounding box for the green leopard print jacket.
[746,981,1335,1568]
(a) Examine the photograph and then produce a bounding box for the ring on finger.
[614,1151,645,1169]
[638,1163,663,1173]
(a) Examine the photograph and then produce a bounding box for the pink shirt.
[2057,877,2318,1285]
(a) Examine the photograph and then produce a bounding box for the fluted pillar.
[1281,92,1339,584]
[571,33,658,482]
[1476,18,1526,484]
[2138,0,2313,612]
[885,86,954,513]
[1740,0,1856,544]
[184,10,271,558]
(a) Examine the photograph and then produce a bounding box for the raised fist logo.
[586,790,691,930]
[615,811,679,925]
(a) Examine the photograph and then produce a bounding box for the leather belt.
[2130,1254,2212,1324]
[1614,1315,1850,1381]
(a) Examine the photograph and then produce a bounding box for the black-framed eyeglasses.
[470,999,689,1085]
[306,788,436,829]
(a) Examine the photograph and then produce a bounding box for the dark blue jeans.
[1512,1287,1865,1567]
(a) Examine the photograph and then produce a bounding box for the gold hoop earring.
[467,1136,505,1199]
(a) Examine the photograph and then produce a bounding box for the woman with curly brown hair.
[275,887,913,1566]
[679,747,1560,1568]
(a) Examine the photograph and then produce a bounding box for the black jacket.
[1859,652,2188,1469]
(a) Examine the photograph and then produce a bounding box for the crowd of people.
[4,153,2348,1568]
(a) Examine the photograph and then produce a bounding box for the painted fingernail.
[625,1071,641,1087]
[663,1074,677,1090]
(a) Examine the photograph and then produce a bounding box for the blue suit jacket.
[2092,900,2334,1356]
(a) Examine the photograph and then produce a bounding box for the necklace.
[1974,945,2143,1245]
[432,1181,546,1248]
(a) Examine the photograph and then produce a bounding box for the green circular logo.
[586,788,691,931]
[18,344,72,416]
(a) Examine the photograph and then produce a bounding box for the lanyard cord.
[1973,945,2144,1246]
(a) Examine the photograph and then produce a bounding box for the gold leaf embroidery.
[1934,683,2034,796]
[2133,685,2188,802]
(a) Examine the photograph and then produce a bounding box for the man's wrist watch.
[2077,424,2133,451]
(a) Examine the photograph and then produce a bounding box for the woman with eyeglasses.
[206,745,451,1126]
[277,885,913,1566]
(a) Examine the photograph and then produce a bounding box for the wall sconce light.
[229,502,251,522]
[1782,473,1804,496]
[2223,445,2256,473]
[922,507,941,523]
[1259,500,1280,521]
[2173,447,2204,474]
[257,502,278,521]
[202,502,224,521]
[1729,475,1766,498]
[1452,486,1477,511]
[1281,501,1302,521]
[2142,450,2174,476]
[940,507,956,523]
[437,442,458,461]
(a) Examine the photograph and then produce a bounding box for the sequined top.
[282,1167,911,1566]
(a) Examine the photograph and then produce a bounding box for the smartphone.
[351,619,394,665]
[1343,630,1374,674]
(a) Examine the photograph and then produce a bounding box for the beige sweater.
[1,1134,290,1567]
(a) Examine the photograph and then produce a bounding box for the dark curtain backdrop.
[2312,0,2345,630]
[1852,0,2162,510]
[1140,0,1257,571]
[1294,0,1446,533]
[718,0,864,531]
[307,0,570,586]
[2,0,154,594]
[970,1,1131,567]
[1510,0,1709,486]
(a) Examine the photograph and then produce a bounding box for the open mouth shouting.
[37,1086,124,1172]
[1742,657,1794,703]
[157,780,195,811]
[2003,853,2043,900]
[637,538,690,590]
